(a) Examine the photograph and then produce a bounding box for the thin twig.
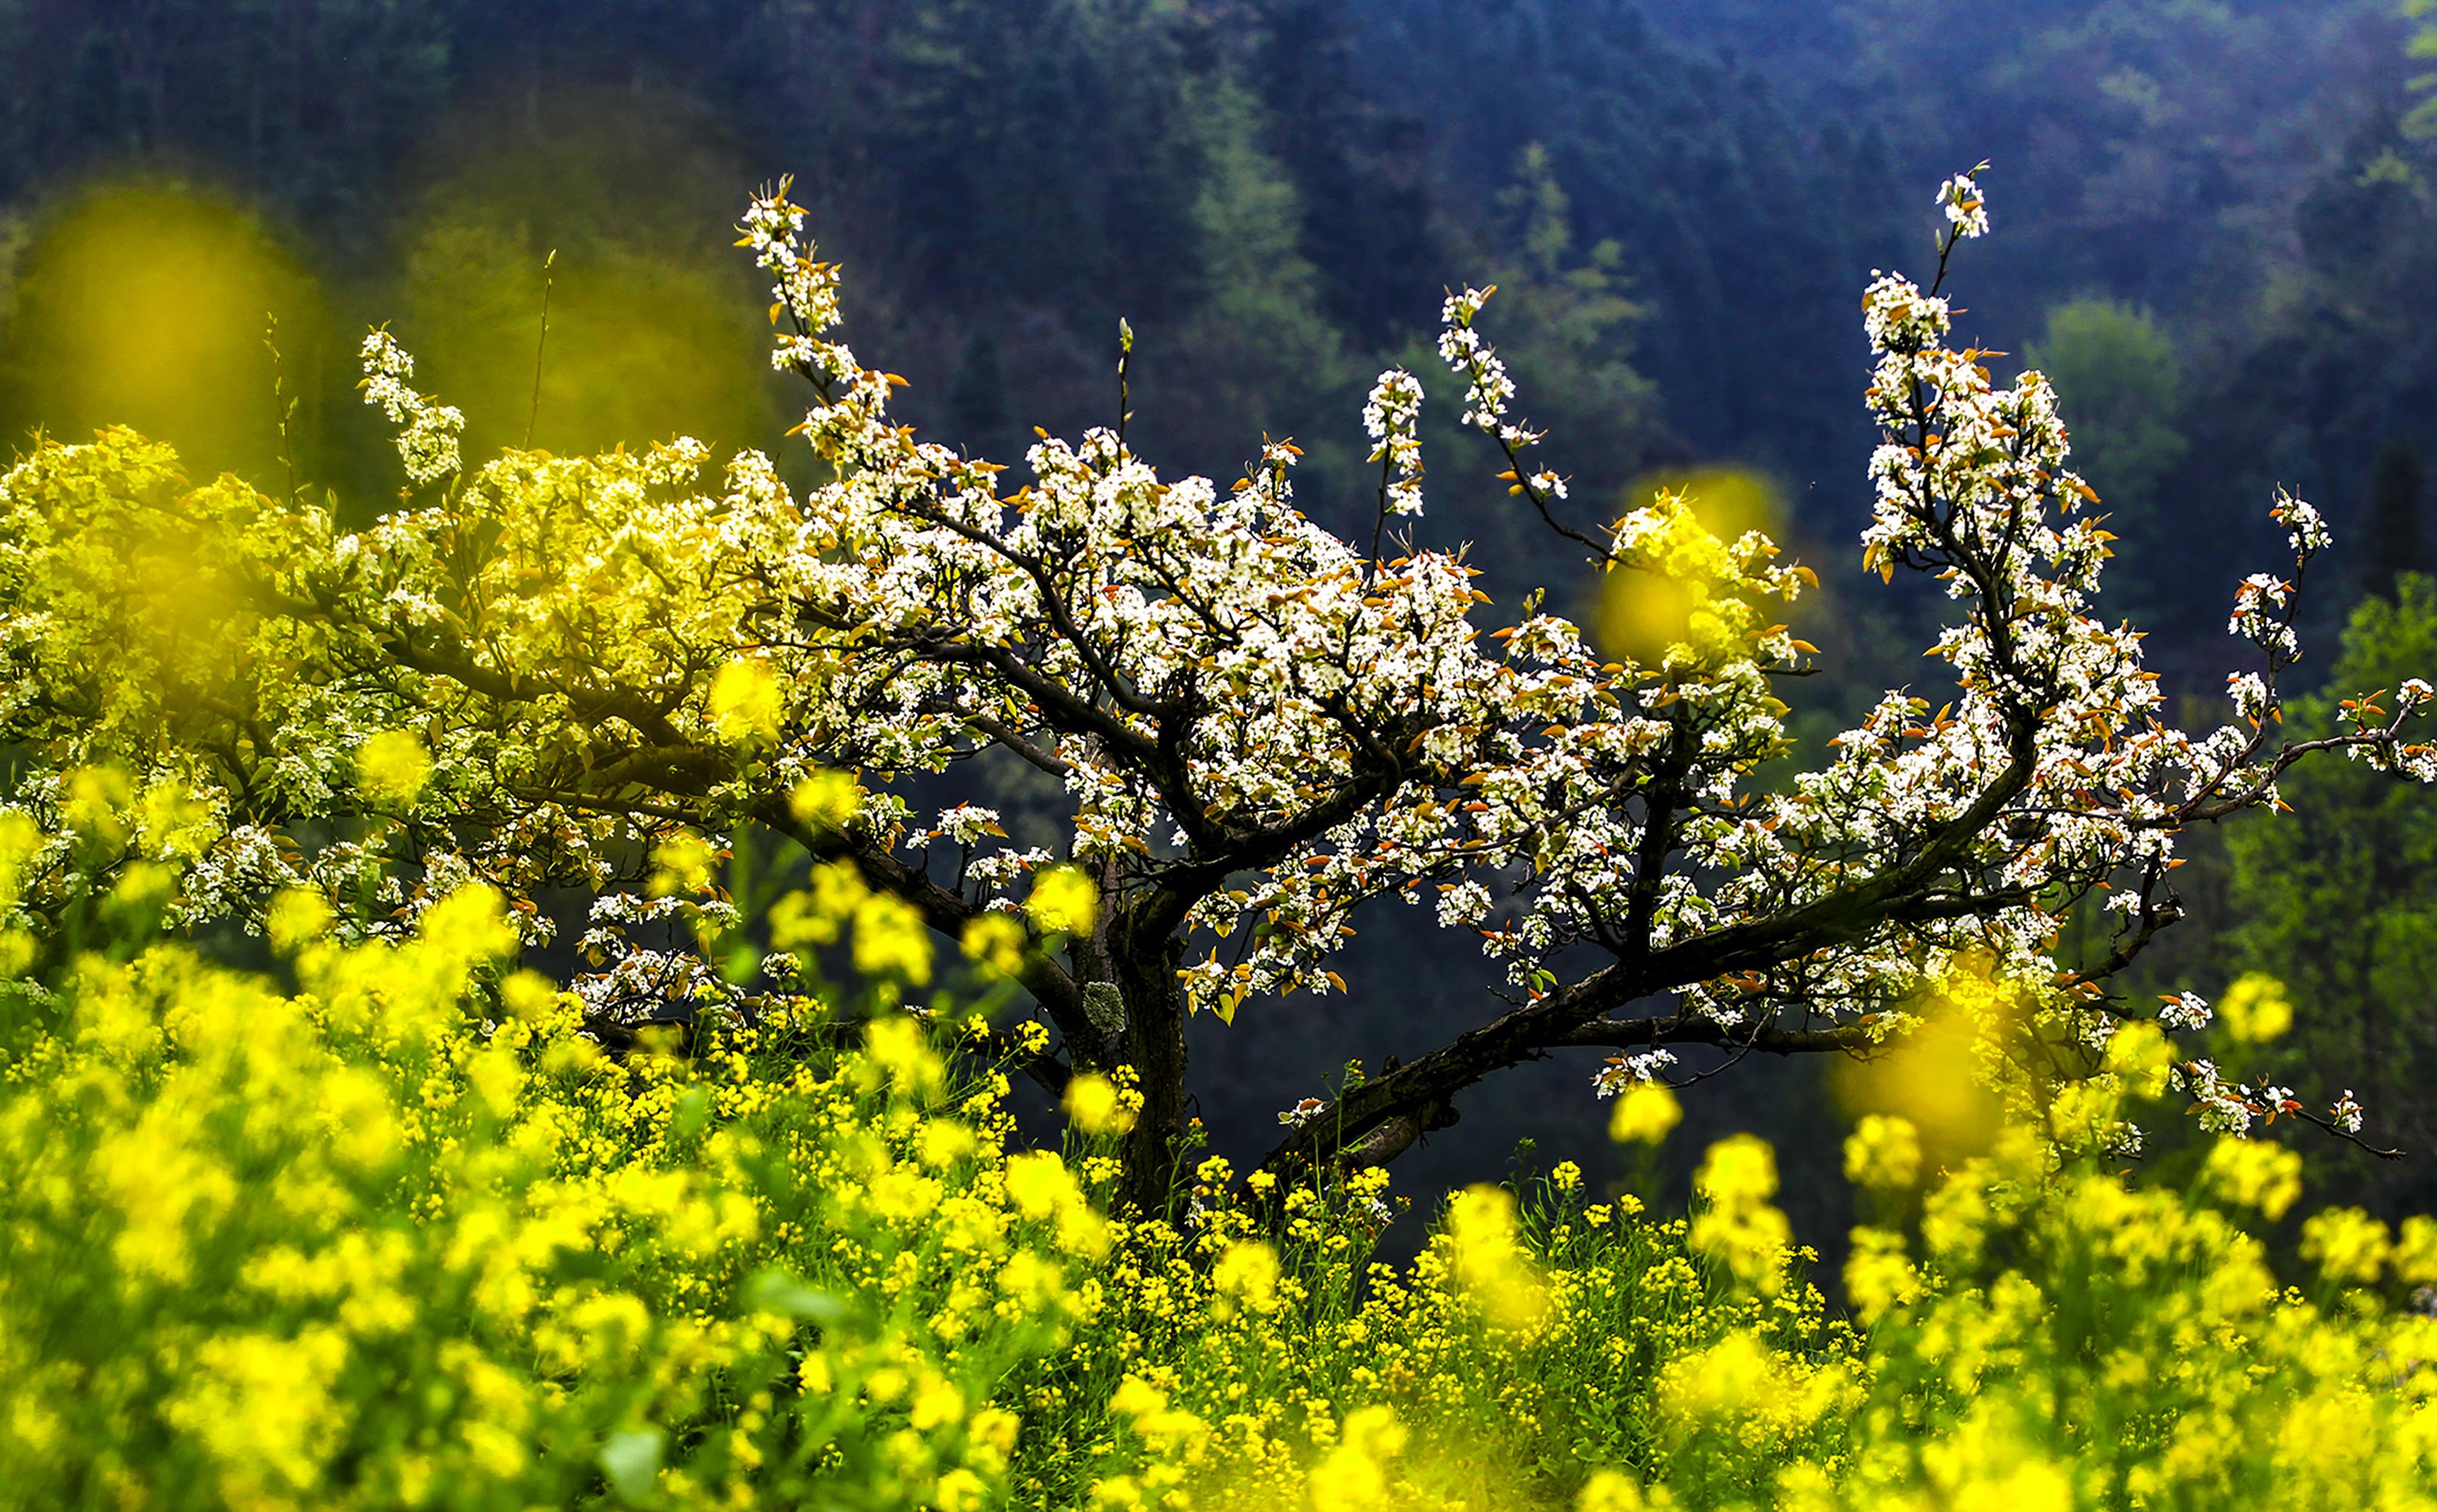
[1115,317,1133,454]
[525,249,557,449]
[263,314,301,507]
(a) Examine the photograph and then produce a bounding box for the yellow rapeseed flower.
[1309,1405,1406,1511]
[1609,1081,1682,1145]
[1026,866,1097,935]
[265,888,333,956]
[851,891,935,986]
[2218,973,2293,1044]
[1843,1114,1923,1190]
[357,729,433,807]
[1582,1467,1678,1511]
[2203,1137,2303,1222]
[1002,1151,1074,1219]
[1691,1135,1792,1295]
[789,769,863,831]
[707,655,785,743]
[649,829,719,897]
[1064,1074,1136,1137]
[961,912,1029,978]
[1213,1240,1282,1316]
[2300,1207,2390,1285]
[1441,1185,1549,1330]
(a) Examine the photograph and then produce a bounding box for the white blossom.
[358,330,464,485]
[1936,170,1990,238]
[1592,1049,1677,1098]
[2159,993,2210,1031]
[1362,367,1427,517]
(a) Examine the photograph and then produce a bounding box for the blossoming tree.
[2,170,2429,1209]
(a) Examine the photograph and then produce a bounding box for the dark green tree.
[1147,72,1358,491]
[1351,0,1896,491]
[2364,434,2429,603]
[1239,0,1437,345]
[1387,141,1667,593]
[946,328,1011,457]
[2024,299,2187,617]
[2226,576,2437,1213]
[2409,0,2436,140]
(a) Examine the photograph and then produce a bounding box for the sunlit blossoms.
[1361,367,1426,517]
[1936,167,1990,239]
[358,330,464,485]
[1437,287,1516,438]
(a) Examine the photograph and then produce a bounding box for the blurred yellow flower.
[708,656,784,743]
[961,912,1029,977]
[2203,1137,2303,1222]
[1063,1073,1137,1137]
[1608,1081,1682,1145]
[1691,1135,1792,1295]
[1026,866,1097,935]
[2218,973,2293,1044]
[1843,1114,1923,1190]
[357,729,433,807]
[789,769,863,831]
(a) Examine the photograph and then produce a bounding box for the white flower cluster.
[2158,992,2210,1031]
[916,804,1004,849]
[1437,287,1528,445]
[738,181,848,376]
[358,330,464,485]
[1362,367,1426,517]
[2228,572,2295,652]
[1592,1049,1676,1097]
[1936,170,1990,239]
[2271,488,2331,554]
[2172,1060,2365,1143]
[2180,1061,2257,1135]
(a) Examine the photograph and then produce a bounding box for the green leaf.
[599,1427,665,1505]
[741,1267,848,1325]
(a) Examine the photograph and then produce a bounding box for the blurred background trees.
[2022,299,2187,621]
[2224,578,2437,1215]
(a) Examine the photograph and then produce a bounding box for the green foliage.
[2026,299,2186,510]
[1157,73,1356,479]
[2409,0,2437,140]
[2367,435,2430,601]
[2228,575,2437,1204]
[2024,299,2187,612]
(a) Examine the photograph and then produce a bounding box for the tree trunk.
[1111,929,1189,1216]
